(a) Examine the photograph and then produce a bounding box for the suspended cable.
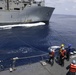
[13,32,47,54]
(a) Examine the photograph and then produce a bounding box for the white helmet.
[72,60,76,64]
[50,49,53,51]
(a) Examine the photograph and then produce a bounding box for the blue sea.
[0,14,76,69]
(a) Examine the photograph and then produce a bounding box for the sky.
[45,0,76,15]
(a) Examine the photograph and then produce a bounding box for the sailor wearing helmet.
[49,49,55,66]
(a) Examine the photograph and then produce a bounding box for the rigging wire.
[53,29,70,46]
[13,32,47,54]
[12,53,48,60]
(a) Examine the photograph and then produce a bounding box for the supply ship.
[0,0,55,25]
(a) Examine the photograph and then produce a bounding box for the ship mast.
[7,0,9,10]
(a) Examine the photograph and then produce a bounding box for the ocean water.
[0,14,76,69]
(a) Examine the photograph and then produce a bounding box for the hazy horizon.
[45,0,76,15]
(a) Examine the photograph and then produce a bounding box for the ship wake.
[0,22,45,30]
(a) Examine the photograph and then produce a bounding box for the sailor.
[66,44,72,61]
[59,44,64,64]
[69,60,76,75]
[59,44,65,53]
[49,49,55,66]
[59,47,66,66]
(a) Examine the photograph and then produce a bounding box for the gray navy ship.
[0,0,55,25]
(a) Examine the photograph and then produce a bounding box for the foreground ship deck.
[0,56,76,75]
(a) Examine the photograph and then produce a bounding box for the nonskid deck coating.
[0,56,76,75]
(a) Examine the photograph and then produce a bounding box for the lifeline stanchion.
[12,57,19,71]
[0,60,4,71]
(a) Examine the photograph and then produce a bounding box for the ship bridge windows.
[14,8,20,10]
[0,7,2,9]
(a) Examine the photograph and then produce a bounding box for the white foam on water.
[6,47,33,54]
[0,22,45,30]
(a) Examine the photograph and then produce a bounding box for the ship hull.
[0,6,54,25]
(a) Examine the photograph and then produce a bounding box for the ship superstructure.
[0,0,54,25]
[0,0,45,10]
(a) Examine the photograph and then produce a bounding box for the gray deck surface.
[0,56,76,75]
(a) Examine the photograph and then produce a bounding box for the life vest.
[69,63,76,72]
[60,50,66,57]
